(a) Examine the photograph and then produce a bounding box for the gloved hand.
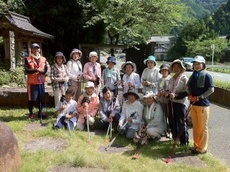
[188,95,199,103]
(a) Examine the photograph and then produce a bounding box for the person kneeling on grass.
[118,88,144,139]
[53,88,78,130]
[143,91,165,141]
[99,87,121,130]
[76,81,100,131]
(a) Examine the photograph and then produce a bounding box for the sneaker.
[29,114,35,121]
[191,148,207,155]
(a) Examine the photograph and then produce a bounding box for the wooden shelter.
[0,11,53,69]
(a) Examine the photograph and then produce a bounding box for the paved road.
[194,103,230,167]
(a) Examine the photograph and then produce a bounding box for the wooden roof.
[0,11,53,39]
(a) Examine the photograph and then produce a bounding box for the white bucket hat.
[143,91,157,101]
[85,81,95,88]
[89,51,98,58]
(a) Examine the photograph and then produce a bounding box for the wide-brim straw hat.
[121,61,136,72]
[123,88,139,99]
[170,59,185,72]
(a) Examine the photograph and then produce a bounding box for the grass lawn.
[0,107,229,172]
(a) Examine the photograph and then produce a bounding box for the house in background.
[0,11,53,70]
[148,35,176,61]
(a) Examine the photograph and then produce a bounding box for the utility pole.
[211,44,215,71]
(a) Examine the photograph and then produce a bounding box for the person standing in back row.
[102,56,121,97]
[187,55,214,154]
[141,55,161,95]
[50,52,69,107]
[83,51,102,96]
[24,43,48,121]
[66,48,83,101]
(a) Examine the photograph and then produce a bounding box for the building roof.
[148,35,175,43]
[0,11,53,39]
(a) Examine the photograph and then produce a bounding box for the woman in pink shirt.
[83,51,101,96]
[76,81,100,130]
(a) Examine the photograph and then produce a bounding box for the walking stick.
[104,122,112,143]
[38,74,48,126]
[165,102,193,163]
[105,111,136,151]
[86,108,91,142]
[104,97,117,143]
[65,119,71,136]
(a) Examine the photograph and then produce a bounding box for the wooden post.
[9,30,16,70]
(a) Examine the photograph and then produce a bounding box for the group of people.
[24,43,214,157]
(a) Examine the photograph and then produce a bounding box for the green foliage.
[0,70,11,85]
[85,0,187,46]
[9,66,26,87]
[0,0,25,15]
[186,37,227,61]
[168,19,219,59]
[0,67,26,87]
[0,107,229,172]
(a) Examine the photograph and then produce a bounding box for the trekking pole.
[105,111,136,151]
[86,108,91,142]
[38,74,48,126]
[109,121,113,141]
[104,97,117,142]
[165,102,193,163]
[65,119,71,136]
[104,122,112,143]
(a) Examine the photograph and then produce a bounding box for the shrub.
[0,70,11,85]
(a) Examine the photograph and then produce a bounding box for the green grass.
[0,108,229,172]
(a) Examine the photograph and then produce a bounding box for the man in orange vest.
[24,43,48,121]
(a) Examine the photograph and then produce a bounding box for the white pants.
[147,127,163,139]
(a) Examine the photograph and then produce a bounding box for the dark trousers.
[99,113,120,130]
[168,101,189,145]
[55,116,74,130]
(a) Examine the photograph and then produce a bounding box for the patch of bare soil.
[24,138,67,152]
[163,152,207,168]
[98,144,130,154]
[24,122,49,131]
[50,165,108,172]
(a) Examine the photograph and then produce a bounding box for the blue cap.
[106,56,117,64]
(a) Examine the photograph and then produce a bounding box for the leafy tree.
[85,0,186,49]
[168,19,218,58]
[186,38,227,62]
[0,0,24,15]
[23,0,105,58]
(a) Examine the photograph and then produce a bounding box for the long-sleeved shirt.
[77,92,99,124]
[143,102,165,134]
[54,99,78,127]
[66,59,83,81]
[99,97,120,121]
[141,67,161,95]
[83,62,101,81]
[122,72,141,94]
[119,100,143,130]
[102,67,121,90]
